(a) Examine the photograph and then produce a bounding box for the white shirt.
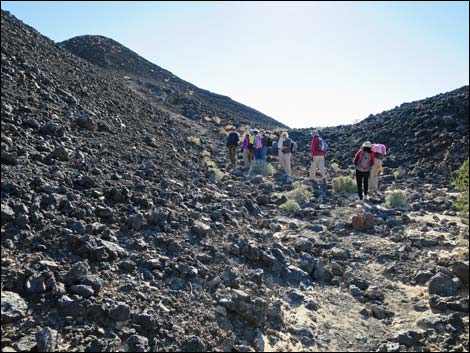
[277,138,284,148]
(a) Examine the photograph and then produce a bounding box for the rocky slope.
[1,9,469,353]
[290,86,469,186]
[60,35,287,129]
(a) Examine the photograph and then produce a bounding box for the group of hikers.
[226,127,387,201]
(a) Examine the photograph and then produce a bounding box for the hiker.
[261,129,271,161]
[226,127,239,166]
[309,130,327,184]
[242,129,255,168]
[369,143,387,193]
[277,131,294,181]
[242,131,251,168]
[248,129,255,163]
[353,141,375,201]
[253,129,263,160]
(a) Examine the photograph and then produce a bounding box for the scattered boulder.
[428,273,458,297]
[452,260,469,286]
[126,335,149,352]
[109,302,131,321]
[64,261,89,285]
[76,113,96,130]
[351,212,376,231]
[1,203,16,222]
[50,146,69,161]
[191,221,211,237]
[395,330,423,347]
[70,284,95,298]
[36,327,58,352]
[1,291,28,324]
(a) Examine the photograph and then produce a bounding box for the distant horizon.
[1,1,468,128]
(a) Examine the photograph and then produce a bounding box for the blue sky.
[1,1,468,128]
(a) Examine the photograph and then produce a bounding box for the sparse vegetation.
[279,199,301,213]
[213,116,222,124]
[249,161,275,176]
[209,166,225,182]
[332,176,356,194]
[331,162,340,173]
[386,190,408,208]
[393,170,400,179]
[204,158,216,168]
[349,167,356,179]
[283,181,312,204]
[454,239,469,260]
[203,153,225,181]
[186,136,201,145]
[452,159,469,222]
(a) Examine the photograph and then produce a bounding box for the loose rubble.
[1,9,468,352]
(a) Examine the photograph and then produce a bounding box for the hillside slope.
[60,35,287,129]
[290,86,469,185]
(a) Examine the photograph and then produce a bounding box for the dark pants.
[227,145,237,165]
[356,170,370,200]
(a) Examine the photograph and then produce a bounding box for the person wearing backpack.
[369,143,386,194]
[242,131,253,169]
[278,131,295,181]
[353,141,375,201]
[309,130,327,184]
[260,129,270,161]
[253,129,263,160]
[226,127,239,166]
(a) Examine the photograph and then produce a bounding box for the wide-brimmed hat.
[362,141,372,148]
[311,130,319,136]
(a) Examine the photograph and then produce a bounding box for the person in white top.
[277,131,293,180]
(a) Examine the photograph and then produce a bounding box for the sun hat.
[362,141,372,148]
[311,130,319,136]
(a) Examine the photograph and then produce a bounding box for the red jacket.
[310,136,326,156]
[353,150,375,170]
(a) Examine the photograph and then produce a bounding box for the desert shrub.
[452,159,469,222]
[209,167,225,182]
[249,161,275,176]
[279,199,300,213]
[186,136,201,145]
[385,191,408,208]
[332,176,356,194]
[204,158,216,168]
[331,162,340,173]
[214,116,222,124]
[202,150,211,157]
[349,167,356,179]
[393,170,400,179]
[283,181,312,204]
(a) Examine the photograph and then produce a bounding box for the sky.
[1,1,469,128]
